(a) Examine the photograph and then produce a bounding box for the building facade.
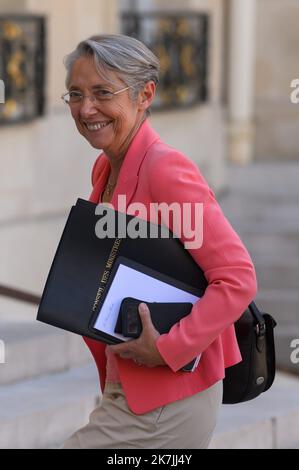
[0,0,228,295]
[0,0,297,296]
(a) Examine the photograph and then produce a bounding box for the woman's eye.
[69,91,81,99]
[95,89,112,99]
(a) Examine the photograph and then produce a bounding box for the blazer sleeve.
[148,150,258,372]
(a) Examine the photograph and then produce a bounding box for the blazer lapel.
[89,156,110,204]
[89,119,160,211]
[90,119,160,210]
[112,119,160,209]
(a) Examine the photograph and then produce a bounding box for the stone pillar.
[228,0,256,164]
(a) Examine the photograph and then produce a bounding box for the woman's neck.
[105,115,146,182]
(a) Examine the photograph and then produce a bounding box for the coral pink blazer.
[85,119,257,414]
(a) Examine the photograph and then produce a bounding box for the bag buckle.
[256,322,266,337]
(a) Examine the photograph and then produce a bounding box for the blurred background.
[0,0,299,449]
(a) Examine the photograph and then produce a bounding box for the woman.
[62,34,257,449]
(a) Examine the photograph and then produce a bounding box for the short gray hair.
[64,34,160,117]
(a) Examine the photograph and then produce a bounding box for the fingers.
[138,302,152,331]
[108,342,139,363]
[107,302,159,367]
[108,340,136,355]
[138,303,159,339]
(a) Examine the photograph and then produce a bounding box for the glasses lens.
[93,89,113,101]
[68,91,82,103]
[62,88,122,105]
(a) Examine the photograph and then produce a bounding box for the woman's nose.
[79,95,98,116]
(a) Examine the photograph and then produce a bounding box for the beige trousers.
[63,380,223,449]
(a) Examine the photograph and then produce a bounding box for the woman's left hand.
[107,303,167,367]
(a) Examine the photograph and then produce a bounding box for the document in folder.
[90,256,201,341]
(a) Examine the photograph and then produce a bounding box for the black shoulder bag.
[222,301,277,404]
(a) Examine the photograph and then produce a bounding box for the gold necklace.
[105,178,117,195]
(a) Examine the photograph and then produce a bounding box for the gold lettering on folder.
[101,270,110,284]
[92,238,122,312]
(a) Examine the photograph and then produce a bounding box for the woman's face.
[68,56,150,156]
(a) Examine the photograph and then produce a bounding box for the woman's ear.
[138,81,156,112]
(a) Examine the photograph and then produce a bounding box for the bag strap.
[248,301,266,337]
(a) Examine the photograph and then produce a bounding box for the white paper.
[93,263,200,341]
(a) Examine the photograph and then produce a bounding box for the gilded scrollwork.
[122,12,209,110]
[0,16,45,124]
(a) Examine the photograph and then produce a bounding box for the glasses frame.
[61,84,138,105]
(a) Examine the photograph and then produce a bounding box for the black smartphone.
[116,297,193,338]
[121,298,143,338]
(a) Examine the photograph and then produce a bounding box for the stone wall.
[0,0,227,294]
[0,0,117,293]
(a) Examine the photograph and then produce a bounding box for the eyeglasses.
[61,84,137,105]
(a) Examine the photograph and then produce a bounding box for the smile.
[84,121,113,131]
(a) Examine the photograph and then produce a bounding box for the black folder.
[37,198,208,346]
